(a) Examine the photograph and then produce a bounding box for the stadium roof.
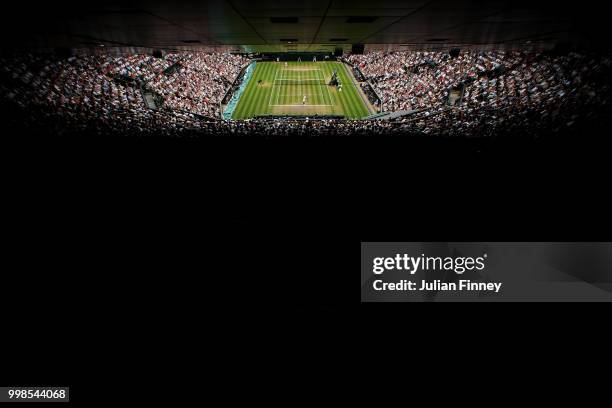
[3,0,608,52]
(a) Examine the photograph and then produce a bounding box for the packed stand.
[1,50,611,137]
[0,51,249,127]
[146,53,248,117]
[348,51,530,111]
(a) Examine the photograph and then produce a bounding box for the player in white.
[285,61,288,67]
[303,95,307,105]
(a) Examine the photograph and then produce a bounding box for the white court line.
[314,68,327,105]
[278,69,324,80]
[269,104,334,107]
[298,68,301,104]
[323,66,335,106]
[279,68,323,72]
[268,67,280,108]
[272,65,331,106]
[275,81,326,84]
[316,73,325,104]
[275,69,282,106]
[278,93,321,96]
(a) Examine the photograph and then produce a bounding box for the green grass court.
[232,61,372,119]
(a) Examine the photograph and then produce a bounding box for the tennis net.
[275,79,327,85]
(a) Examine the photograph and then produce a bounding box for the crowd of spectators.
[146,53,247,116]
[346,62,367,82]
[347,50,611,135]
[1,49,610,137]
[347,51,532,111]
[357,82,380,111]
[0,51,249,127]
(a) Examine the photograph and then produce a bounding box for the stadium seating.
[1,50,610,137]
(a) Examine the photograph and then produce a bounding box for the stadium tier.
[2,49,610,136]
[1,0,611,137]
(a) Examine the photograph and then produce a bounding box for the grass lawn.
[232,61,372,119]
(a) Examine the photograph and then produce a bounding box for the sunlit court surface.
[232,61,372,119]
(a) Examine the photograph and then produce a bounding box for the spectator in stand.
[1,50,610,137]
